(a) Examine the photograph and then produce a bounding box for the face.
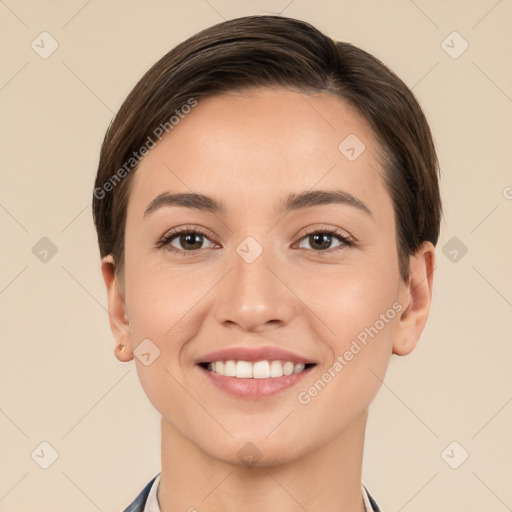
[103,87,434,466]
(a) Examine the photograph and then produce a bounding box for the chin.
[203,434,307,469]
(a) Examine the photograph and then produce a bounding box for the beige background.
[0,0,511,510]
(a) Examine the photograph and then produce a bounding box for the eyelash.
[156,225,355,257]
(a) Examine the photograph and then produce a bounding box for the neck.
[158,411,368,512]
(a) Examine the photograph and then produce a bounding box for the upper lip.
[195,346,318,365]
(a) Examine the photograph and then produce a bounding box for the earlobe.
[101,255,133,362]
[393,241,436,356]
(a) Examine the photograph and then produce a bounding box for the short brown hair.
[92,14,442,282]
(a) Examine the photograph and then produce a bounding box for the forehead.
[127,88,392,223]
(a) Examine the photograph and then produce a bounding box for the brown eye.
[308,233,335,250]
[158,228,217,254]
[174,232,204,251]
[297,229,353,252]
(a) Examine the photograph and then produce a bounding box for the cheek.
[294,274,400,434]
[123,258,198,416]
[123,254,215,399]
[124,270,169,341]
[124,254,202,339]
[304,257,400,343]
[299,257,400,394]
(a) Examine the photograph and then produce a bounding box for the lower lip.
[197,365,315,400]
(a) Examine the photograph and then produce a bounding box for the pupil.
[311,233,331,250]
[182,233,202,249]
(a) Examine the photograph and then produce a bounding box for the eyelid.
[293,224,355,244]
[156,225,219,250]
[157,223,357,255]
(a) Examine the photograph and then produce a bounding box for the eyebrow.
[144,192,226,217]
[279,190,371,217]
[143,190,371,218]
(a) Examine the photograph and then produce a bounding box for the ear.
[101,255,133,362]
[393,241,436,356]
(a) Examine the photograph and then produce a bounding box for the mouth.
[196,360,317,400]
[193,345,318,399]
[197,360,316,378]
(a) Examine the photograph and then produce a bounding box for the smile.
[201,360,316,378]
[194,345,318,398]
[197,360,317,400]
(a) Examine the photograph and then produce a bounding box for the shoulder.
[122,474,159,512]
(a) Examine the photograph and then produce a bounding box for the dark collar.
[122,474,158,512]
[364,485,381,511]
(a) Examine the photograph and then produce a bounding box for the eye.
[296,228,354,253]
[157,226,217,254]
[156,225,355,256]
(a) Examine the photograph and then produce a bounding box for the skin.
[102,87,435,512]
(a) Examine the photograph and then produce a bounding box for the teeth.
[224,360,236,377]
[236,360,253,378]
[283,362,295,376]
[252,360,270,378]
[269,360,283,377]
[205,360,309,378]
[294,363,305,373]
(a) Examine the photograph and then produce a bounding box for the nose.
[213,244,295,333]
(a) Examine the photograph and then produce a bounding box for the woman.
[93,14,441,512]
